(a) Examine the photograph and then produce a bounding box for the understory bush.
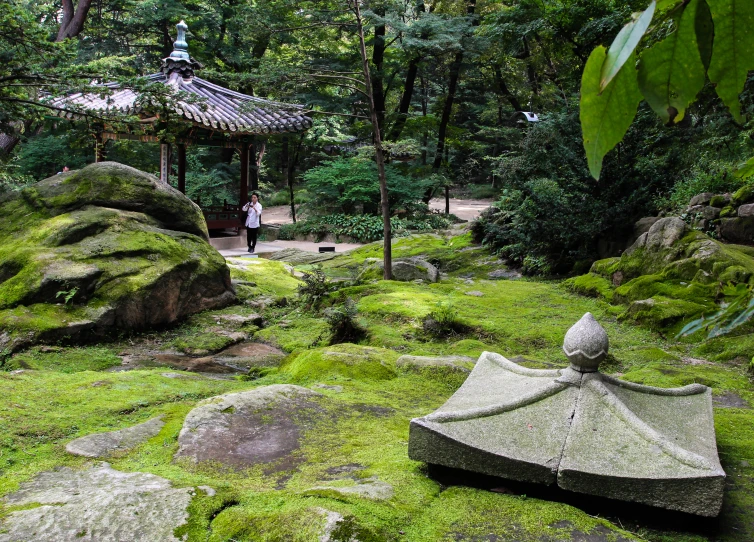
[278,213,453,243]
[301,155,432,215]
[423,301,470,338]
[297,268,333,309]
[324,298,366,344]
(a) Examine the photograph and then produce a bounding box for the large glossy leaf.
[637,0,706,124]
[706,0,754,123]
[734,156,754,179]
[581,47,642,180]
[695,0,714,70]
[600,1,656,91]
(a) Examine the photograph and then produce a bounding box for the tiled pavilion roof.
[53,21,311,135]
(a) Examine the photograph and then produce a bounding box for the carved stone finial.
[170,20,190,60]
[562,313,609,373]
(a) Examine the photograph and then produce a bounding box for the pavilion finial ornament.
[162,20,203,79]
[169,20,190,60]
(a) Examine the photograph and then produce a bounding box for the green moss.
[255,316,330,351]
[710,195,728,208]
[720,205,736,218]
[167,332,241,355]
[7,346,121,373]
[731,184,754,206]
[403,486,638,541]
[590,257,621,277]
[613,275,716,305]
[563,273,615,301]
[281,344,398,383]
[227,258,301,300]
[620,295,710,330]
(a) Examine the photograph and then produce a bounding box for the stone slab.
[66,416,165,458]
[0,463,193,542]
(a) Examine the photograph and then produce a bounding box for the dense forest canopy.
[1,0,753,273]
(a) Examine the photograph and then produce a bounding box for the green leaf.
[695,0,714,70]
[706,0,754,123]
[733,155,754,179]
[637,0,706,124]
[581,47,642,180]
[600,1,656,90]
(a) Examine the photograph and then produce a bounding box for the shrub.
[302,156,431,216]
[297,267,333,309]
[325,298,366,344]
[423,301,470,338]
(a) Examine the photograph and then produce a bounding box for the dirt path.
[261,198,493,225]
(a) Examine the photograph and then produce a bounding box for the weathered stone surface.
[562,313,608,372]
[689,192,714,206]
[0,463,194,542]
[719,216,754,244]
[361,257,439,283]
[464,290,484,297]
[306,477,394,500]
[687,205,720,221]
[409,324,725,516]
[396,354,476,372]
[487,268,522,280]
[66,416,164,458]
[211,340,286,369]
[0,162,235,353]
[176,384,323,469]
[739,203,754,217]
[267,248,338,265]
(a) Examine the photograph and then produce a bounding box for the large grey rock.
[66,416,164,458]
[719,216,754,244]
[0,463,195,542]
[409,314,725,516]
[687,205,720,220]
[176,384,323,469]
[738,203,754,218]
[0,162,236,353]
[689,192,715,206]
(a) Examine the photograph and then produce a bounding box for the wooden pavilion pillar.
[160,143,171,184]
[177,143,186,194]
[94,133,105,163]
[240,143,249,206]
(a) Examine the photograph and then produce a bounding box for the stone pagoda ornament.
[408,313,726,516]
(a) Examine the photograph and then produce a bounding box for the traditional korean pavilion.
[53,21,312,229]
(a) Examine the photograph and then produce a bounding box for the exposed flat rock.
[397,355,476,372]
[0,463,194,542]
[66,416,164,458]
[176,384,323,470]
[211,341,286,369]
[306,477,394,501]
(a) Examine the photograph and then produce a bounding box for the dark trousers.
[247,227,259,250]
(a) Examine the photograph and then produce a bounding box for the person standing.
[242,193,262,253]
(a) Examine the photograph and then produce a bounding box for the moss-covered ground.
[1,232,753,541]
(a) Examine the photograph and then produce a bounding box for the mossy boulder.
[359,257,439,283]
[0,162,235,354]
[572,218,754,329]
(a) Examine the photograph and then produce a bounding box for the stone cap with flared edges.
[408,313,725,517]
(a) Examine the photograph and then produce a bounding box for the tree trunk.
[353,0,392,280]
[371,5,387,138]
[432,0,477,172]
[56,0,93,41]
[492,65,523,111]
[386,3,430,142]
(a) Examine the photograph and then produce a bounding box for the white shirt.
[243,201,262,228]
